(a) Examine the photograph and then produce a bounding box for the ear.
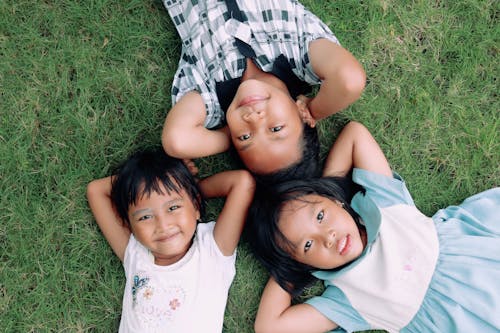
[334,199,345,208]
[295,97,316,128]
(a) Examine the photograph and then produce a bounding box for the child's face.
[128,184,200,266]
[226,79,305,174]
[278,194,366,270]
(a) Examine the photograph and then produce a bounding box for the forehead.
[133,181,186,206]
[276,198,314,250]
[279,196,318,222]
[137,174,185,196]
[239,133,303,173]
[279,193,332,225]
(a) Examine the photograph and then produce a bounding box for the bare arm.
[255,277,337,333]
[162,91,231,159]
[323,121,392,178]
[198,170,255,256]
[306,39,366,120]
[86,177,131,262]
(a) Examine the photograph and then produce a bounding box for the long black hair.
[245,176,364,296]
[110,148,204,227]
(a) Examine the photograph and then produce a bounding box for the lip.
[238,95,268,107]
[338,235,351,255]
[156,232,179,243]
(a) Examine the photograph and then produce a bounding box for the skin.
[254,122,392,333]
[87,169,255,265]
[278,194,367,270]
[162,39,366,174]
[127,186,200,266]
[225,74,307,174]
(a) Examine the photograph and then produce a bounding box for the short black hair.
[245,176,364,296]
[110,148,204,227]
[254,123,321,185]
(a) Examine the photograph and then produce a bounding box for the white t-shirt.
[118,222,236,332]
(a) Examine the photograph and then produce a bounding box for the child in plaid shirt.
[162,0,366,183]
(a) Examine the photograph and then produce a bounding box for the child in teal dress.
[246,121,500,332]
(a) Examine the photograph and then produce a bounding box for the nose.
[242,109,264,122]
[156,214,171,232]
[325,228,336,248]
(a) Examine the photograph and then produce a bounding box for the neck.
[360,226,368,249]
[242,59,289,92]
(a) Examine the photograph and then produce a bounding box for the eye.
[316,210,324,222]
[168,205,180,212]
[138,214,153,222]
[304,240,313,252]
[238,133,251,141]
[270,126,283,132]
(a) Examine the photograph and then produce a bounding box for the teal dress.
[307,168,500,332]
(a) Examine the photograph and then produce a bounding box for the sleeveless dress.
[307,168,500,332]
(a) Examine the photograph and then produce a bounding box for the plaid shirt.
[164,0,339,129]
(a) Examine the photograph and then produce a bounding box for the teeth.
[338,236,347,254]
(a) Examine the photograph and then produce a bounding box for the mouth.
[156,232,179,243]
[238,95,268,107]
[337,235,351,255]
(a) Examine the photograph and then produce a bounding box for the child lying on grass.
[247,121,500,332]
[87,149,254,332]
[161,0,365,183]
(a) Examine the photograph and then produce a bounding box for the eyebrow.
[130,198,183,217]
[131,208,152,218]
[238,134,288,151]
[295,202,318,250]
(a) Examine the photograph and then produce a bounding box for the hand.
[296,95,316,128]
[183,159,199,176]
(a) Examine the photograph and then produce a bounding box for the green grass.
[1,0,498,332]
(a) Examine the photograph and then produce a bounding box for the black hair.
[110,148,204,228]
[245,176,364,296]
[252,123,321,185]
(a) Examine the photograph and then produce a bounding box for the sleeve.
[298,4,340,85]
[171,63,224,130]
[195,222,236,283]
[352,168,415,208]
[305,285,371,333]
[123,234,144,276]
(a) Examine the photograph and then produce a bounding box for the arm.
[86,177,131,262]
[323,121,392,178]
[197,170,255,255]
[306,39,366,120]
[255,277,337,333]
[162,91,231,159]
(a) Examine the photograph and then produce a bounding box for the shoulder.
[123,234,154,274]
[352,168,415,208]
[194,222,237,283]
[195,222,237,260]
[306,285,370,332]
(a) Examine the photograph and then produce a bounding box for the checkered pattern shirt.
[164,0,339,129]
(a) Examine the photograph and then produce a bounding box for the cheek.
[130,224,150,243]
[182,214,198,233]
[225,109,240,128]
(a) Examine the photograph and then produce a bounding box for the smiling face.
[226,79,305,174]
[278,194,366,270]
[128,184,200,266]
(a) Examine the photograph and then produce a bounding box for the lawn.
[1,0,498,332]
